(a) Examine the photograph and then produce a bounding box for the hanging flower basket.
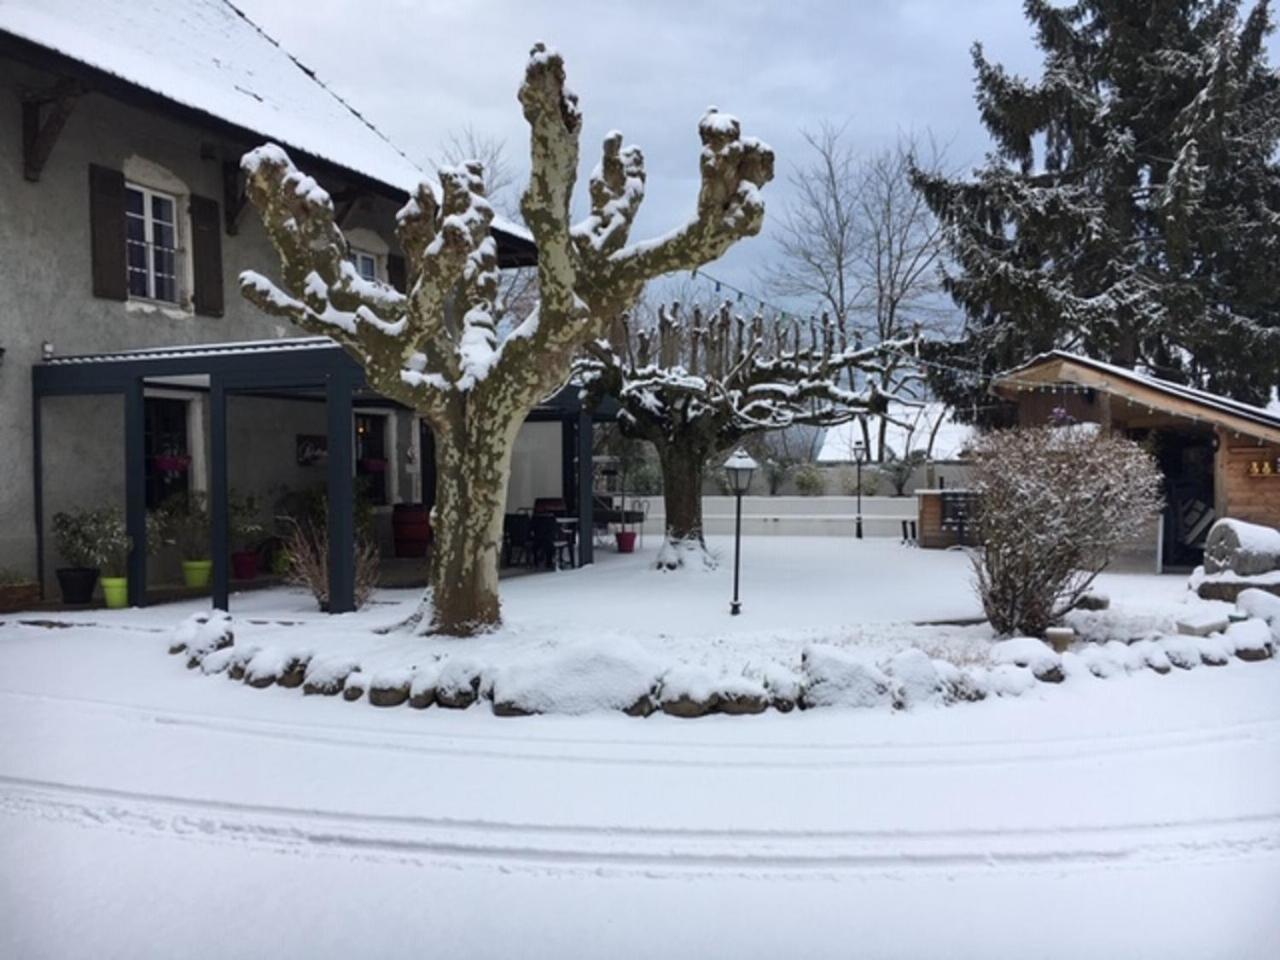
[153,454,191,474]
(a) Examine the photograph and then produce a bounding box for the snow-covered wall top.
[0,0,529,242]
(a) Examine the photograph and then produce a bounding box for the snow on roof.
[997,351,1280,435]
[0,0,531,244]
[818,402,972,462]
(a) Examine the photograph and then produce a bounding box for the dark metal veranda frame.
[32,337,604,613]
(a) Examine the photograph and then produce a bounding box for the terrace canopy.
[32,337,606,612]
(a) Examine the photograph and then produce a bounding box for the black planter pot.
[56,567,100,605]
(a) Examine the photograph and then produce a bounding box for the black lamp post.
[853,440,866,539]
[724,448,757,615]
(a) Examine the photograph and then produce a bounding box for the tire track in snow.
[3,689,1279,771]
[3,775,1279,878]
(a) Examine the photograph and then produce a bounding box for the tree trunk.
[656,443,713,569]
[425,410,521,635]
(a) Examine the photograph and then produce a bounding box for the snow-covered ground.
[2,538,1278,958]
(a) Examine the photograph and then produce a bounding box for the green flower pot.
[182,559,213,588]
[100,576,129,609]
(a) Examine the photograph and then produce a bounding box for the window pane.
[151,194,175,224]
[153,222,175,251]
[126,214,146,241]
[358,254,377,281]
[125,188,144,215]
[127,242,147,269]
[128,270,149,297]
[154,273,177,303]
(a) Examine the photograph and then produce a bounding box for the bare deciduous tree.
[765,127,952,459]
[970,425,1163,636]
[241,46,774,634]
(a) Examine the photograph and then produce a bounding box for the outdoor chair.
[503,513,533,567]
[530,513,575,570]
[533,497,568,516]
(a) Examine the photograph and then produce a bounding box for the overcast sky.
[231,1,1260,310]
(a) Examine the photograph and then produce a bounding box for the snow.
[1216,518,1280,555]
[819,401,972,461]
[2,538,1279,956]
[491,641,660,715]
[0,0,529,243]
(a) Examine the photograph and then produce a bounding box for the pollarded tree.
[579,301,916,567]
[240,45,774,634]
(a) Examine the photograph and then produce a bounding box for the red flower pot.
[615,531,637,553]
[231,550,259,581]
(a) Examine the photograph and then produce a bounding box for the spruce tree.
[915,0,1280,416]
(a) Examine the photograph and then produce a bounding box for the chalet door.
[1158,432,1215,568]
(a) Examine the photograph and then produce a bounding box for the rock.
[1044,627,1075,654]
[886,649,943,708]
[1198,638,1231,666]
[492,699,535,717]
[1225,618,1274,662]
[277,655,310,689]
[245,671,275,689]
[1238,589,1280,635]
[1159,636,1202,670]
[408,688,436,709]
[624,694,657,717]
[800,645,893,709]
[342,671,366,702]
[760,664,803,714]
[436,679,480,710]
[718,691,768,715]
[660,694,716,718]
[303,656,358,696]
[1074,592,1110,611]
[1175,610,1230,637]
[366,670,412,708]
[1203,518,1280,576]
[168,610,235,657]
[990,638,1064,683]
[435,660,483,710]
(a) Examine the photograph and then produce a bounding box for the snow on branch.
[579,301,921,442]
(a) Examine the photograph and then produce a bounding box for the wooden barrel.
[392,504,432,557]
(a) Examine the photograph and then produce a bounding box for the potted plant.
[613,437,645,553]
[0,569,41,613]
[96,508,133,609]
[52,508,108,604]
[230,492,265,580]
[160,492,212,588]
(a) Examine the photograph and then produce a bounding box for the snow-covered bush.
[970,425,1163,636]
[792,463,826,496]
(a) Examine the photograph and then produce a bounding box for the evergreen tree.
[915,0,1280,417]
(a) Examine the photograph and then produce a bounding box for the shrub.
[53,507,129,571]
[792,463,826,496]
[969,425,1163,636]
[229,492,265,551]
[838,466,881,496]
[283,517,379,611]
[157,492,210,560]
[884,449,927,496]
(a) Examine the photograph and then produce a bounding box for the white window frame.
[348,247,381,283]
[125,182,182,304]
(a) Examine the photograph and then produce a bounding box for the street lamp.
[853,440,866,539]
[723,448,757,615]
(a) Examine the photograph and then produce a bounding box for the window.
[126,184,180,302]
[355,413,388,506]
[145,397,190,509]
[349,249,379,282]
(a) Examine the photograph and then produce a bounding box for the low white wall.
[633,495,919,538]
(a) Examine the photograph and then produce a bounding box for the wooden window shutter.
[387,253,406,293]
[189,194,224,316]
[88,164,127,300]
